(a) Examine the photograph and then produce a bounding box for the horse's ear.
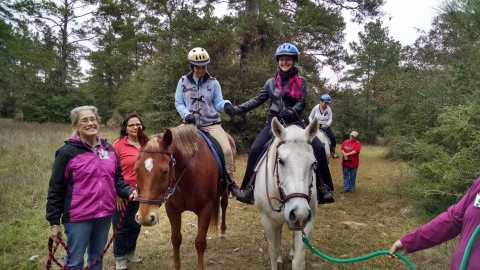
[137,128,149,147]
[305,117,319,142]
[271,117,286,140]
[162,129,173,147]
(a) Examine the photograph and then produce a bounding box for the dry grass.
[0,119,456,270]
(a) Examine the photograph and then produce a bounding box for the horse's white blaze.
[255,117,319,270]
[144,158,153,172]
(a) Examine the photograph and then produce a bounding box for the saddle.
[197,129,225,174]
[197,129,234,186]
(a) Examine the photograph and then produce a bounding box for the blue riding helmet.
[275,43,299,61]
[320,94,331,103]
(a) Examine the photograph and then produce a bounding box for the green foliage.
[344,20,401,144]
[403,99,480,217]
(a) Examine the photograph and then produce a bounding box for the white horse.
[254,117,319,270]
[316,128,331,161]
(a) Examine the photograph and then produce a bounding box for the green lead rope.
[303,224,480,270]
[460,224,480,270]
[302,235,416,270]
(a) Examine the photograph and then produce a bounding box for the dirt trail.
[104,146,454,270]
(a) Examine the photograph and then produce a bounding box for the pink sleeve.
[400,178,480,252]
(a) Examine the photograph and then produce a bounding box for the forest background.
[2,0,480,217]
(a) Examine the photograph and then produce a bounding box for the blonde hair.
[70,105,101,125]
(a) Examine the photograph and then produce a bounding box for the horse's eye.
[278,158,285,166]
[312,161,317,170]
[162,169,169,176]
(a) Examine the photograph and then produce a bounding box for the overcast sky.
[323,0,443,83]
[346,0,442,46]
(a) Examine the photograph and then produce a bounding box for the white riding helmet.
[188,47,210,66]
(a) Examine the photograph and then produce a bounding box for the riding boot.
[317,183,334,204]
[236,185,254,204]
[228,181,241,197]
[224,172,241,197]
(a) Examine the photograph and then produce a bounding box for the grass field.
[0,118,456,269]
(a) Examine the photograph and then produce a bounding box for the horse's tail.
[209,198,220,234]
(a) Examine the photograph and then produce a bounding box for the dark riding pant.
[240,123,334,192]
[241,124,272,190]
[312,136,334,191]
[321,126,337,150]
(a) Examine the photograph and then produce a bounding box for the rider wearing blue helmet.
[309,93,338,158]
[224,43,334,204]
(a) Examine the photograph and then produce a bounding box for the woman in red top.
[341,131,361,192]
[111,113,145,270]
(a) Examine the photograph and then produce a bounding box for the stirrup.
[236,186,254,204]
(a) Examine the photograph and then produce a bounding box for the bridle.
[137,149,191,205]
[267,140,315,212]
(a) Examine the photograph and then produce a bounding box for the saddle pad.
[197,128,225,176]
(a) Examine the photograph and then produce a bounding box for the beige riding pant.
[202,124,235,180]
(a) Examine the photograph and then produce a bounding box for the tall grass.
[0,119,118,269]
[0,119,456,269]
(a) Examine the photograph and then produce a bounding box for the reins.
[266,137,315,212]
[136,149,192,205]
[46,199,131,270]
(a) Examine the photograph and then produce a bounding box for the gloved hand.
[224,103,236,117]
[184,114,196,125]
[278,109,295,122]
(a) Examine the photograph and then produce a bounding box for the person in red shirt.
[341,131,361,192]
[111,113,144,270]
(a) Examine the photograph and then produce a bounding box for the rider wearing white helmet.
[174,47,240,197]
[309,93,338,158]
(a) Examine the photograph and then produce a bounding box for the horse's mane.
[168,125,198,159]
[143,125,198,160]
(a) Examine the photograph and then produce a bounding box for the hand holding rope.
[46,196,134,269]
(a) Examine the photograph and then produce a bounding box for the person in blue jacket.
[46,105,137,270]
[174,47,240,197]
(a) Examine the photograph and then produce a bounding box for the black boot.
[317,185,334,204]
[228,181,241,197]
[225,173,241,197]
[236,185,254,204]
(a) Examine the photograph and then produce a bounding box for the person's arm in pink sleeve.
[400,179,480,252]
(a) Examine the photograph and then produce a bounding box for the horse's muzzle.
[135,212,158,226]
[286,207,312,230]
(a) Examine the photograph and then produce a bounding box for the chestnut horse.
[134,125,233,270]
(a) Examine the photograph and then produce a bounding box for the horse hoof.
[218,234,226,239]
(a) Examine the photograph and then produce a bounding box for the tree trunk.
[239,0,259,68]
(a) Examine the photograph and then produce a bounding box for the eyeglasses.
[194,66,207,69]
[78,117,97,124]
[127,123,142,128]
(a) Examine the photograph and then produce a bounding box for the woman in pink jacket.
[389,177,480,269]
